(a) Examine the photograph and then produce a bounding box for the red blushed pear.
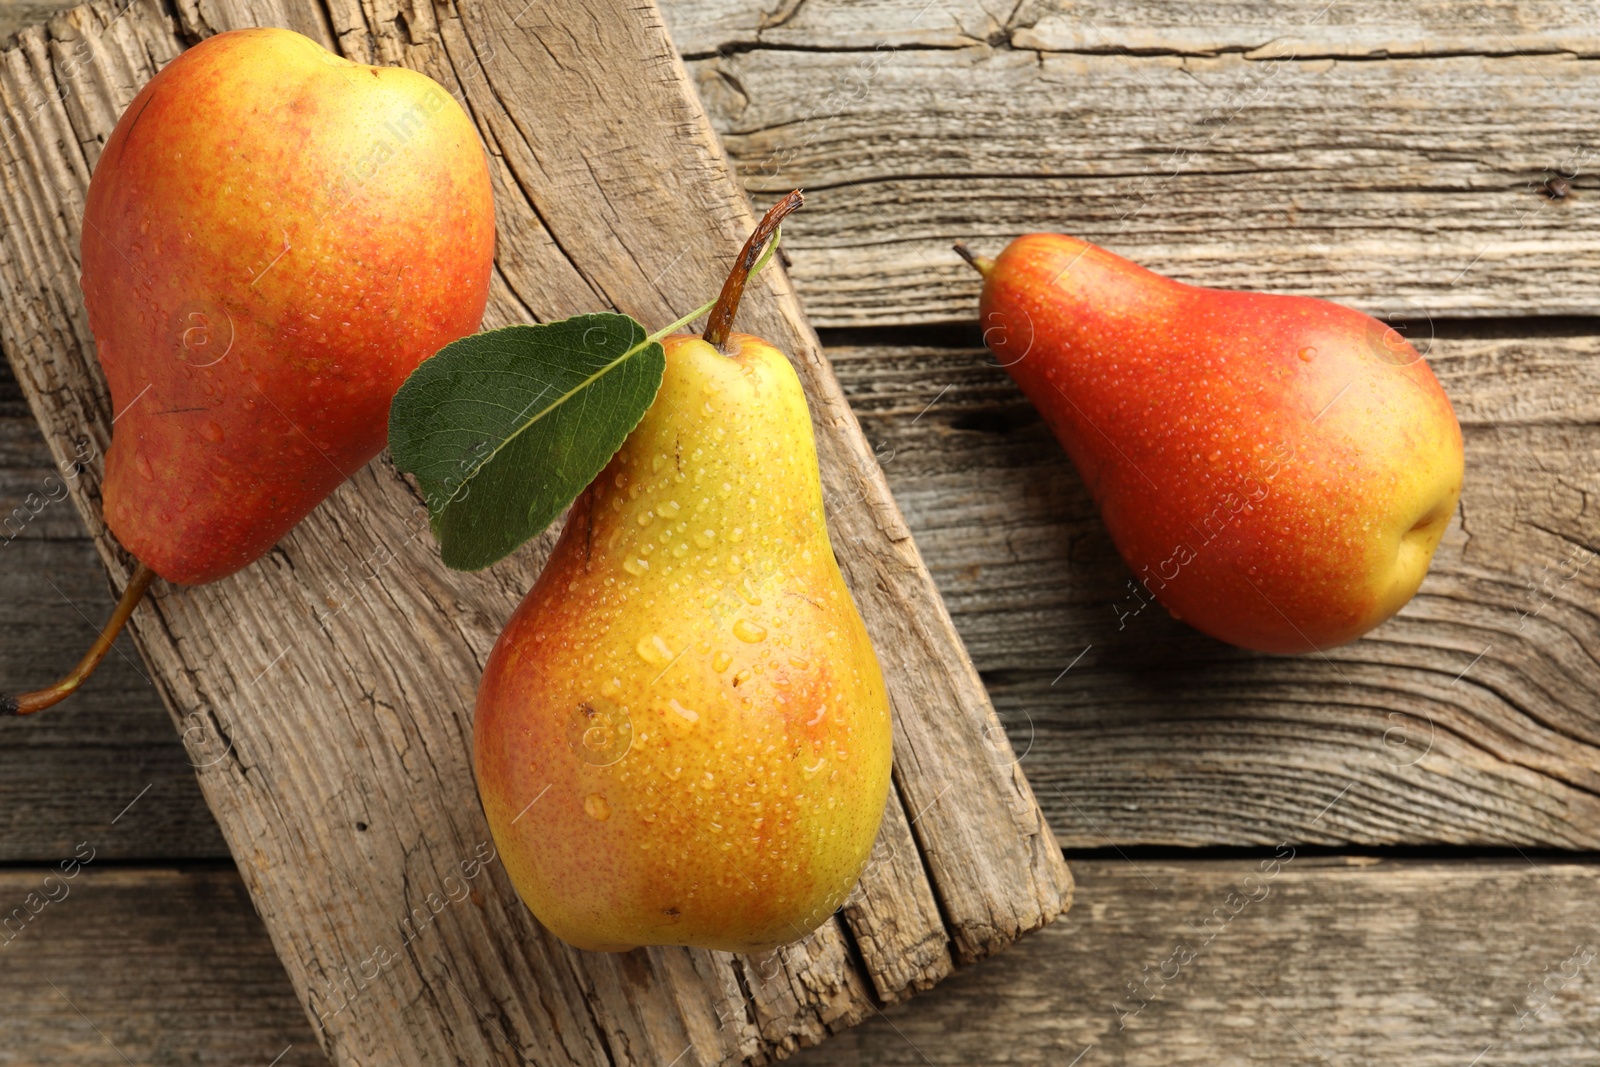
[4,27,494,715]
[958,234,1463,653]
[473,194,894,953]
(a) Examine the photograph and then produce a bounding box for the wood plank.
[677,9,1600,326]
[0,539,228,860]
[0,368,227,861]
[663,0,1013,54]
[794,855,1600,1066]
[8,858,1600,1067]
[0,353,90,542]
[1008,0,1600,57]
[0,0,75,37]
[4,2,1596,327]
[13,324,1600,854]
[3,0,1587,857]
[4,0,1588,56]
[0,865,320,1067]
[0,2,1067,1065]
[664,0,1600,56]
[825,330,1600,848]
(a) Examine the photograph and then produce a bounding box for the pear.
[961,234,1464,653]
[6,27,493,715]
[87,27,494,585]
[474,197,893,952]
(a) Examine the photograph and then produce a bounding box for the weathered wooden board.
[5,0,1599,1062]
[0,541,226,860]
[17,0,1600,58]
[0,0,68,35]
[663,0,1015,53]
[5,0,1597,328]
[8,858,1600,1066]
[1004,0,1600,57]
[794,856,1600,1066]
[0,2,1068,1065]
[0,367,226,860]
[0,865,320,1067]
[13,324,1600,855]
[664,0,1600,56]
[828,332,1600,848]
[670,0,1600,326]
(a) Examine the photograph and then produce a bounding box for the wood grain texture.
[0,865,321,1067]
[826,331,1600,849]
[792,855,1600,1066]
[13,324,1600,857]
[668,0,1600,326]
[0,1,1067,1064]
[2,0,1595,1059]
[664,0,1015,53]
[0,0,71,36]
[5,0,1598,328]
[0,540,228,860]
[663,0,1600,56]
[1005,0,1600,57]
[0,370,227,861]
[8,858,1600,1067]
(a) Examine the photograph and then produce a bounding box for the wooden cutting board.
[0,0,1072,1062]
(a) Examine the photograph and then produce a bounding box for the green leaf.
[388,312,665,571]
[387,222,789,573]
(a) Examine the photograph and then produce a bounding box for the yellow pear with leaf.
[474,194,893,952]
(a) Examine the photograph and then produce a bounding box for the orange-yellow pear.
[85,26,494,585]
[474,329,893,953]
[968,234,1464,653]
[5,26,493,718]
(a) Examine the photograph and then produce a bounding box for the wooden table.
[4,1,1599,1063]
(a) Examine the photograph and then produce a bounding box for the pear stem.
[3,561,156,716]
[703,190,805,352]
[952,241,994,277]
